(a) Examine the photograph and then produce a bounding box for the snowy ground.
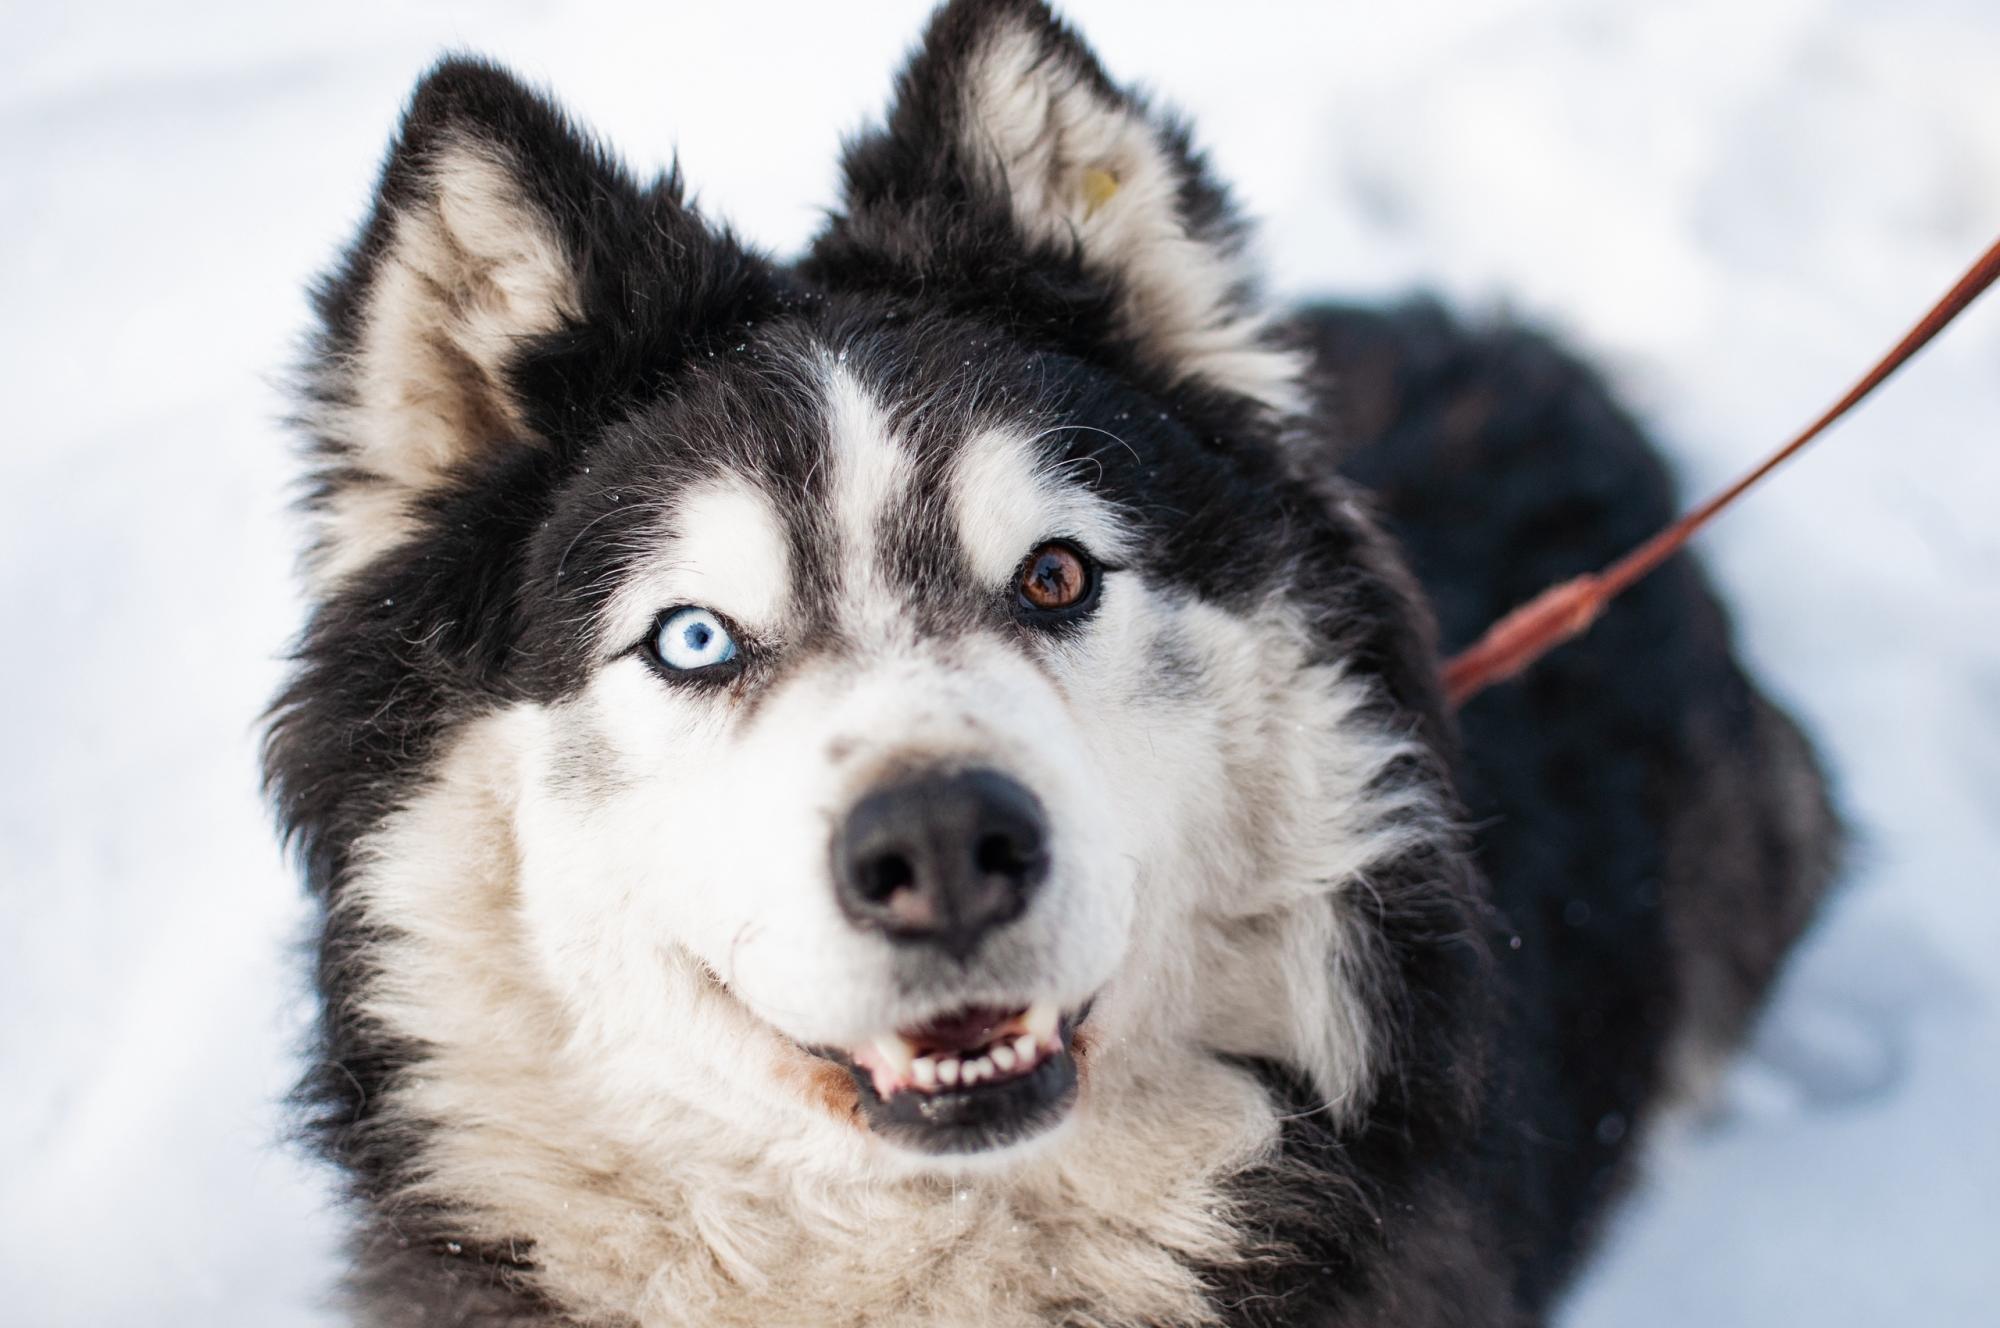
[2,2,1995,1324]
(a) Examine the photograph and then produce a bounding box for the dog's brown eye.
[1016,542,1094,613]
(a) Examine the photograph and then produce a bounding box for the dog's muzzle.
[820,767,1087,1153]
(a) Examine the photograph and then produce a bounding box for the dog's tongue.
[908,1004,1023,1054]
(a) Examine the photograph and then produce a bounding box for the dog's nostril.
[975,831,1034,879]
[862,852,916,902]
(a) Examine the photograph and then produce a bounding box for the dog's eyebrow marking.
[600,477,792,649]
[822,362,912,622]
[949,425,1141,586]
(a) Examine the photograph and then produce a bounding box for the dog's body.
[265,3,1838,1324]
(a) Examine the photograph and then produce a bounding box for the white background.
[3,1,1996,1323]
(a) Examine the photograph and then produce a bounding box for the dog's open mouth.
[816,999,1086,1154]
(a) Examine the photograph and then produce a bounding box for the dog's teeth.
[992,1044,1017,1073]
[938,1057,961,1087]
[1013,1034,1039,1065]
[871,1034,916,1080]
[912,1057,938,1090]
[965,1056,994,1084]
[1025,1000,1060,1043]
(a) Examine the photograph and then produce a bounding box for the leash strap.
[1440,233,2000,709]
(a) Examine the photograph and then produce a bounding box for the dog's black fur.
[267,3,1839,1323]
[1208,304,1842,1322]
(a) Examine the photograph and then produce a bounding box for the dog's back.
[1298,301,1841,1307]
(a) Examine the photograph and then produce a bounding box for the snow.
[2,1,1995,1323]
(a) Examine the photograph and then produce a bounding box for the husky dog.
[265,1,1838,1323]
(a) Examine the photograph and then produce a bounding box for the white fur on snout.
[715,642,1134,1049]
[486,609,1131,1063]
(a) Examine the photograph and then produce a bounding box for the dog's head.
[275,0,1443,1178]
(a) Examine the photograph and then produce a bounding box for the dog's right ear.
[300,58,778,586]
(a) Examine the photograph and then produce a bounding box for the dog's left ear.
[808,0,1302,420]
[300,57,782,587]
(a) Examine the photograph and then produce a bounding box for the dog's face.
[510,314,1370,1160]
[520,334,1189,1156]
[278,0,1430,1179]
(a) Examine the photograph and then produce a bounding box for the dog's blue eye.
[652,607,738,672]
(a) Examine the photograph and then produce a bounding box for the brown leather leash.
[1441,233,2000,709]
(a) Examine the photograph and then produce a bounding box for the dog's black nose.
[833,768,1049,959]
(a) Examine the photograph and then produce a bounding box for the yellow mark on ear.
[1082,167,1120,217]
